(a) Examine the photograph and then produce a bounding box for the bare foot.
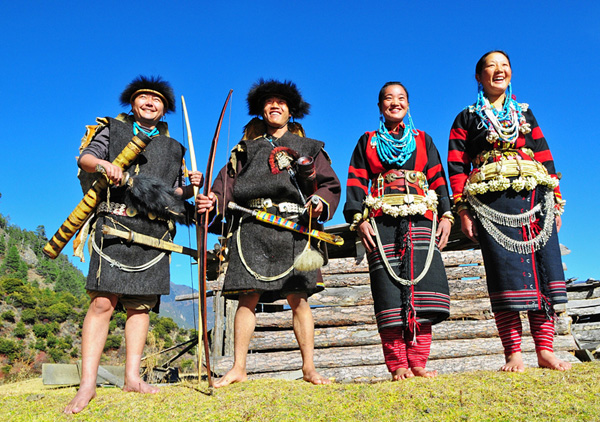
[391,368,414,381]
[537,350,572,371]
[500,352,525,372]
[64,385,96,414]
[213,367,248,388]
[122,379,160,394]
[411,367,438,378]
[303,368,331,385]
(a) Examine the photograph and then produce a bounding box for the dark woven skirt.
[222,213,324,303]
[86,213,172,296]
[473,186,567,313]
[367,215,450,331]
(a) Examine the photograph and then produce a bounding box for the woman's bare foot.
[391,368,414,381]
[411,367,438,378]
[501,352,525,372]
[64,385,97,414]
[123,378,160,394]
[537,350,572,371]
[214,367,248,388]
[303,368,331,385]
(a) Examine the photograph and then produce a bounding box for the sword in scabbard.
[43,133,152,259]
[101,225,198,257]
[227,201,344,246]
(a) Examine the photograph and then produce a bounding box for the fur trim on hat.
[120,75,176,113]
[247,79,310,119]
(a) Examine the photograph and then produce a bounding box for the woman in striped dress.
[344,82,453,379]
[447,51,570,372]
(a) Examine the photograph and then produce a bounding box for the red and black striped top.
[344,129,452,223]
[447,107,562,205]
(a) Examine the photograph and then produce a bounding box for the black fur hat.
[119,75,176,113]
[247,79,310,119]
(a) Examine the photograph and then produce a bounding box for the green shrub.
[34,338,46,351]
[48,348,64,363]
[104,335,122,351]
[1,310,15,322]
[0,338,18,355]
[32,323,49,338]
[14,321,28,339]
[21,308,37,324]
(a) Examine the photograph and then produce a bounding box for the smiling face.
[131,92,165,128]
[262,96,290,135]
[378,84,409,126]
[476,52,512,102]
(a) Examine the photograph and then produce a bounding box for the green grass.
[1,362,599,421]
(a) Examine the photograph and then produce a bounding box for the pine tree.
[2,245,22,276]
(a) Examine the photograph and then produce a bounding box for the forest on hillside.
[0,194,198,384]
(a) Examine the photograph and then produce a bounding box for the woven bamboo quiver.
[43,134,151,259]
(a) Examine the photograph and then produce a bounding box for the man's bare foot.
[537,350,572,371]
[411,367,438,378]
[64,385,96,414]
[500,352,525,372]
[214,368,248,388]
[122,379,160,394]
[303,368,331,385]
[391,368,414,381]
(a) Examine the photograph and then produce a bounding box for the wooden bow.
[182,91,233,388]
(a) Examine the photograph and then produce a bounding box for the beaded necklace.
[133,121,159,137]
[370,113,417,166]
[474,83,530,144]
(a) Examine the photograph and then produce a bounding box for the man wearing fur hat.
[197,79,341,387]
[65,76,202,414]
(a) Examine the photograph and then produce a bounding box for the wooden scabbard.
[101,225,198,257]
[43,134,151,259]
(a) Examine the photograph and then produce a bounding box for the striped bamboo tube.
[43,134,151,259]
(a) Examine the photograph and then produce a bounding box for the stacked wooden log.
[568,278,600,352]
[209,249,578,382]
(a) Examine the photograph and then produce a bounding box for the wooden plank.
[442,250,484,266]
[567,304,600,317]
[212,291,225,357]
[567,298,600,309]
[224,298,237,356]
[244,351,578,381]
[247,315,571,352]
[254,296,495,329]
[571,321,600,342]
[256,305,376,328]
[320,251,485,276]
[213,335,576,375]
[567,286,600,301]
[449,298,493,320]
[42,364,125,386]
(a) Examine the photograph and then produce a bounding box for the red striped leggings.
[494,310,555,355]
[379,323,432,372]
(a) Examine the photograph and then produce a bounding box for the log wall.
[209,249,579,381]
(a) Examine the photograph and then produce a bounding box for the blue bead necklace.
[133,122,159,137]
[371,113,417,166]
[474,83,525,144]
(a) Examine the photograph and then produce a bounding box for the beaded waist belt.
[247,198,303,214]
[98,202,132,217]
[97,201,162,220]
[472,147,535,167]
[468,158,549,184]
[370,169,428,198]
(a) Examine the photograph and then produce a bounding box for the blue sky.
[1,0,598,290]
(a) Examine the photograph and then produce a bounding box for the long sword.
[227,202,344,246]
